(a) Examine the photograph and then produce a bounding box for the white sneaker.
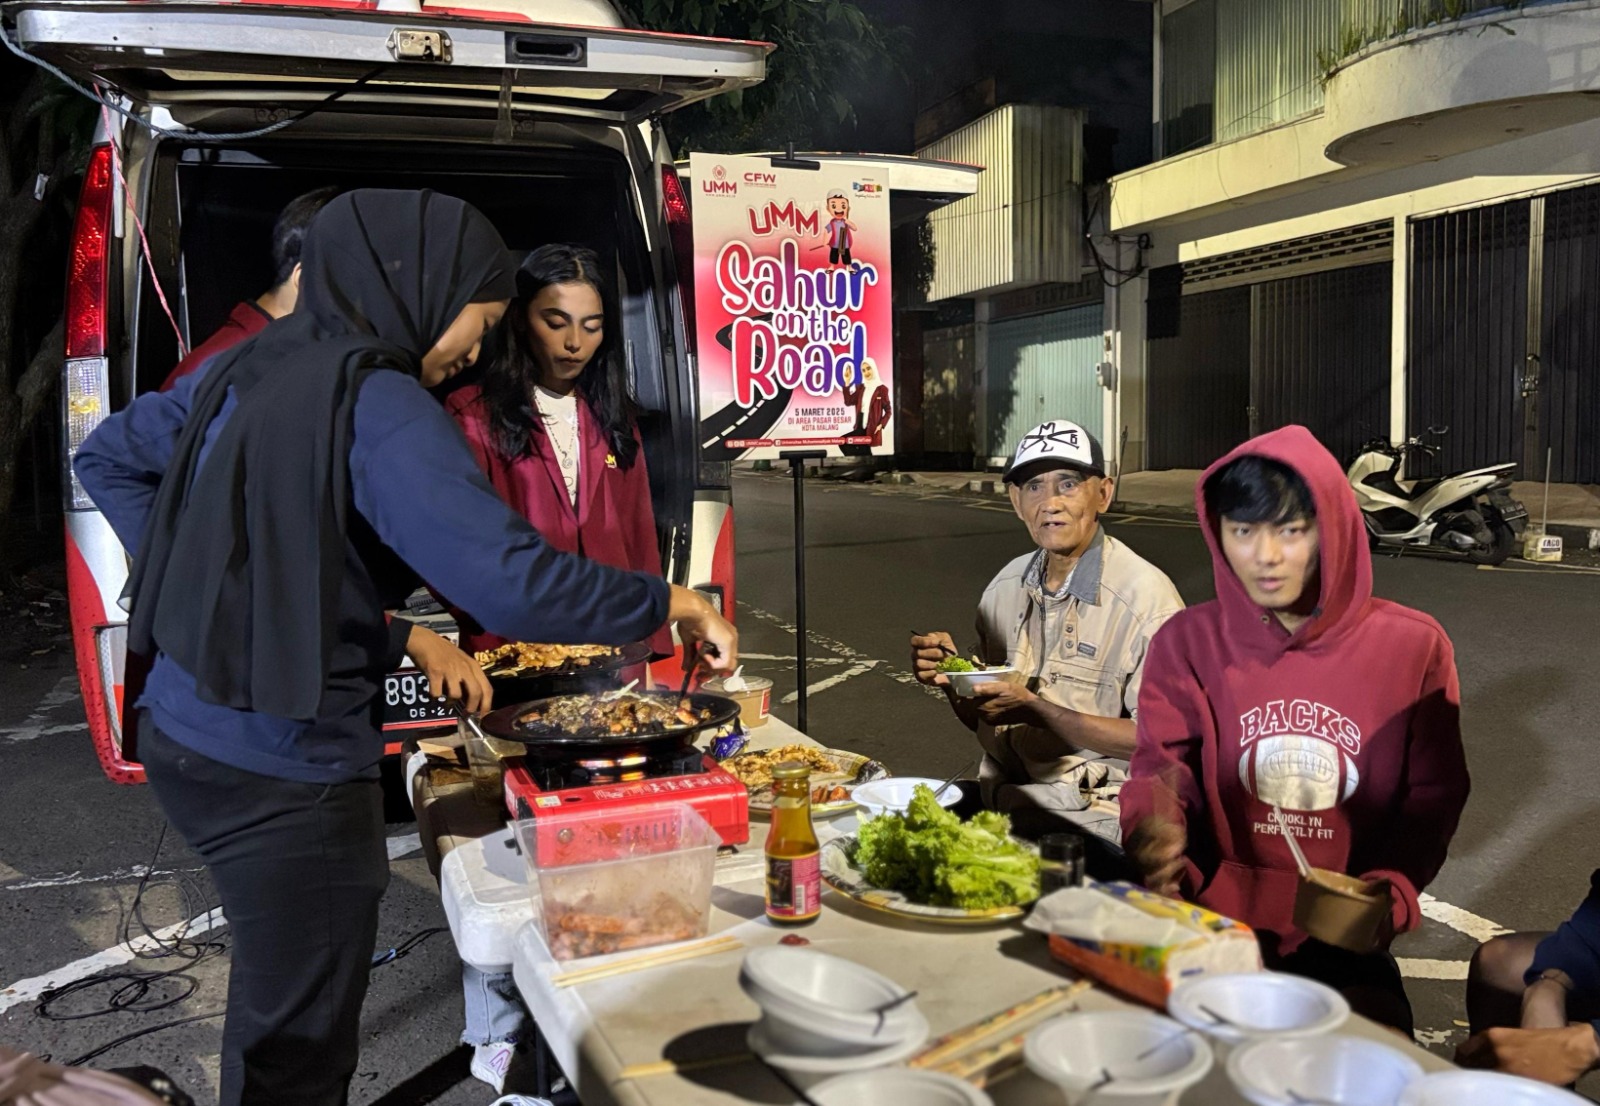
[489,1098,553,1106]
[471,1041,516,1093]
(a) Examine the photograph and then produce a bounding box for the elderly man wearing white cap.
[912,420,1183,860]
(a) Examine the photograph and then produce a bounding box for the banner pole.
[782,450,825,735]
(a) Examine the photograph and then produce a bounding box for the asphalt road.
[1,470,1598,1102]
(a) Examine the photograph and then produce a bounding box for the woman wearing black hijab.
[74,190,735,1106]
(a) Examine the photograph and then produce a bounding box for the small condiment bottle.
[765,762,822,925]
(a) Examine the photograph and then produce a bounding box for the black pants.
[140,719,389,1106]
[829,246,852,266]
[1268,938,1414,1035]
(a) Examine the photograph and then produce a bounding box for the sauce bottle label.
[766,851,821,920]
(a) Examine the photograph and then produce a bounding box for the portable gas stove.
[503,748,751,849]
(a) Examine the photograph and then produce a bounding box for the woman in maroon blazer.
[444,243,672,660]
[441,244,671,1088]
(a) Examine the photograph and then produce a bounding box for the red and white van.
[9,0,762,781]
[7,0,979,784]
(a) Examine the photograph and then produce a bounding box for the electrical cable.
[64,1012,225,1069]
[370,927,451,968]
[35,823,228,1042]
[0,22,389,143]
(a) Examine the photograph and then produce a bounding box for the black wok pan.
[477,690,741,755]
[482,641,653,704]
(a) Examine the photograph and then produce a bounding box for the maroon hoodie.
[1119,425,1469,955]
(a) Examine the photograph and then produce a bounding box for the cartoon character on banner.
[842,358,892,446]
[811,190,858,268]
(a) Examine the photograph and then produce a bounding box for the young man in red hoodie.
[1121,425,1469,1032]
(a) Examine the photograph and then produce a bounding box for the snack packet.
[1024,881,1262,1007]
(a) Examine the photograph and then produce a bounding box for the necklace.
[535,390,580,504]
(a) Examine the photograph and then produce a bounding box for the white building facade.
[1109,0,1600,483]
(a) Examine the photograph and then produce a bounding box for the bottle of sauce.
[765,762,821,925]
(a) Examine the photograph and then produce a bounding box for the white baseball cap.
[1002,420,1107,483]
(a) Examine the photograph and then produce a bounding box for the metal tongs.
[451,699,490,743]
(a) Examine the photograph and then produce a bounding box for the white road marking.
[386,833,422,861]
[780,661,879,705]
[0,675,88,743]
[737,652,849,665]
[1398,958,1471,981]
[2,865,203,892]
[1418,893,1512,944]
[0,906,227,1016]
[1413,1027,1455,1047]
[743,605,945,701]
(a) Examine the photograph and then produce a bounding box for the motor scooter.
[1346,427,1528,565]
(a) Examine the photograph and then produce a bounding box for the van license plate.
[383,669,452,727]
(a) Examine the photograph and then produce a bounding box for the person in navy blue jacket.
[73,189,735,1106]
[1458,869,1600,1084]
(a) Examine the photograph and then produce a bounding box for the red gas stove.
[503,749,751,850]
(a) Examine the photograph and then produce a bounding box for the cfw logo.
[703,164,737,196]
[743,170,778,188]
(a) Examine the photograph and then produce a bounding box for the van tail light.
[67,145,113,361]
[662,164,696,352]
[63,144,114,511]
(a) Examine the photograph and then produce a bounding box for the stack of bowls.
[1167,972,1350,1053]
[1227,1035,1423,1106]
[1023,1010,1214,1105]
[740,947,930,1088]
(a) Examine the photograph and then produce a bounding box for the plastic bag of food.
[1024,881,1261,1007]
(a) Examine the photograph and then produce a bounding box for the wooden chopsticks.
[617,1052,751,1080]
[910,979,1093,1072]
[552,935,742,988]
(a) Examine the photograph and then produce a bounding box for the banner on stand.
[691,152,895,461]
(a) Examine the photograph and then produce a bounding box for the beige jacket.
[973,527,1183,839]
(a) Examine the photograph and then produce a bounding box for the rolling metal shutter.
[984,304,1105,459]
[1407,200,1530,477]
[1147,283,1251,468]
[1251,263,1391,465]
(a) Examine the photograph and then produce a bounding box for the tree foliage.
[618,0,907,153]
[0,61,95,572]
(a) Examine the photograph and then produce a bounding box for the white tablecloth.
[499,718,1452,1105]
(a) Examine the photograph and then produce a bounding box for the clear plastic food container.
[513,800,720,961]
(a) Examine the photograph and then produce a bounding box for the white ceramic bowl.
[1167,972,1349,1047]
[739,947,921,1055]
[1228,1035,1424,1106]
[749,1007,930,1090]
[1399,1070,1589,1106]
[852,777,962,820]
[945,667,1022,698]
[809,1067,994,1106]
[1024,1010,1214,1106]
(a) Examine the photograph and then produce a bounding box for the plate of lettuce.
[822,784,1041,924]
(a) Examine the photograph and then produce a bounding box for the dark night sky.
[847,0,1154,175]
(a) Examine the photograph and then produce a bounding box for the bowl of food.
[936,656,1023,698]
[1024,1010,1213,1106]
[1399,1071,1589,1106]
[1227,1035,1423,1106]
[808,1069,993,1106]
[851,777,962,820]
[1167,972,1349,1049]
[739,946,922,1055]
